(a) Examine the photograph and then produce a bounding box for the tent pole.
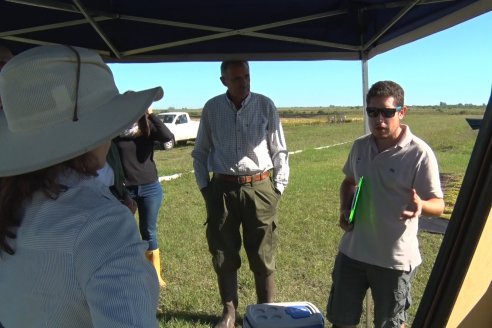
[362,56,369,135]
[361,55,371,327]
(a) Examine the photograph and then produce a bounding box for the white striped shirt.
[0,172,159,328]
[192,92,289,192]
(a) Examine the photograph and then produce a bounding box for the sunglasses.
[366,106,402,118]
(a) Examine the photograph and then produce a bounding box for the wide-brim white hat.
[0,45,163,177]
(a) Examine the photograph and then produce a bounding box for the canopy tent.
[1,0,491,63]
[1,1,492,327]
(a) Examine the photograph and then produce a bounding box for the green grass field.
[152,108,482,327]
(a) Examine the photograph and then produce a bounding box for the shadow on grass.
[157,310,244,327]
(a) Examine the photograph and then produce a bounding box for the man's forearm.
[340,178,357,211]
[421,197,445,217]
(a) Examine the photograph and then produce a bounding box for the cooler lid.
[285,305,312,319]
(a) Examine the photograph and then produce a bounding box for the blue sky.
[109,11,492,109]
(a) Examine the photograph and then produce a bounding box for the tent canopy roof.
[1,0,491,63]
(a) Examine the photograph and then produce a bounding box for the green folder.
[348,176,364,224]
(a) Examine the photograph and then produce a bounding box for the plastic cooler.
[243,301,324,328]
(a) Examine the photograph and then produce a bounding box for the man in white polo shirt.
[327,80,445,328]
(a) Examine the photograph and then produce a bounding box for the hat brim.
[0,87,162,177]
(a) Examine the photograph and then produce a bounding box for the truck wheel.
[163,138,175,150]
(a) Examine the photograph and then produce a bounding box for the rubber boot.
[214,271,238,328]
[145,249,167,288]
[254,272,275,304]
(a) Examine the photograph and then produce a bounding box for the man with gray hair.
[192,60,289,328]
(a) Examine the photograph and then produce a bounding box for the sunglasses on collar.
[366,106,402,118]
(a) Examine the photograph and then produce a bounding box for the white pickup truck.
[156,112,200,150]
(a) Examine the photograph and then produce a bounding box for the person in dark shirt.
[97,141,137,214]
[0,45,13,110]
[0,45,12,71]
[115,106,173,288]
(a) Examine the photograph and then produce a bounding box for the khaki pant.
[204,176,281,275]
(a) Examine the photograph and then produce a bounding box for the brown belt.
[213,171,270,184]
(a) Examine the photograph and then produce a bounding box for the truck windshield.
[160,114,176,123]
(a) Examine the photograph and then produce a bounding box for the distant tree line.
[153,104,485,119]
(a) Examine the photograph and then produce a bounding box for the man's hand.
[200,186,211,218]
[401,188,422,220]
[200,186,208,201]
[339,209,353,232]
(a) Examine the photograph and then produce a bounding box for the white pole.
[362,57,369,135]
[361,56,371,328]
